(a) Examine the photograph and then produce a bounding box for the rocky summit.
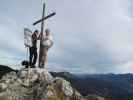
[0,68,87,100]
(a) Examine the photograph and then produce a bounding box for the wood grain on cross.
[33,1,55,68]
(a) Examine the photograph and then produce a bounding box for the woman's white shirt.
[42,34,53,47]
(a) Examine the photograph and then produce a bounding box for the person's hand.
[43,35,48,40]
[38,33,43,40]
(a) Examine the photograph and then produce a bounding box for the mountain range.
[51,72,133,100]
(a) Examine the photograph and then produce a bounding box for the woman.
[41,29,53,68]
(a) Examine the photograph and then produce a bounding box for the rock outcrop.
[0,69,86,100]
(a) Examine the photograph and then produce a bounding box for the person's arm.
[32,34,36,41]
[37,33,41,40]
[37,32,45,40]
[44,36,49,41]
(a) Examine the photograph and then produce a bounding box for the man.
[29,30,39,67]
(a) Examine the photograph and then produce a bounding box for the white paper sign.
[24,28,33,47]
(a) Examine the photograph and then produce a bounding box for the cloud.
[115,61,133,74]
[0,15,25,56]
[1,0,133,73]
[47,0,133,73]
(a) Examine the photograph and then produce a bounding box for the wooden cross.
[33,1,56,68]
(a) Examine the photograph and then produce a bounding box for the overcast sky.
[0,0,133,74]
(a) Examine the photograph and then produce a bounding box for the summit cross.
[33,0,56,68]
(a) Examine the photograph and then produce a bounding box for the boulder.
[53,77,73,96]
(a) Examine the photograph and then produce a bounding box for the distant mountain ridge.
[51,72,133,100]
[0,65,16,79]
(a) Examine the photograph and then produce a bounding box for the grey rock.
[0,83,7,92]
[54,77,73,96]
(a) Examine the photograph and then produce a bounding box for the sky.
[0,0,133,74]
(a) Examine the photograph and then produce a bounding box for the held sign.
[24,28,33,47]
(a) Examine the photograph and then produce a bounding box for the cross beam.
[33,12,56,26]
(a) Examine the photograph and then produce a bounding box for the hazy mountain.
[0,65,16,79]
[52,72,133,100]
